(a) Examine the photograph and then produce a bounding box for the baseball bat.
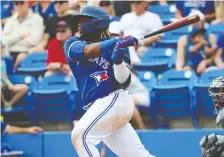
[137,15,200,40]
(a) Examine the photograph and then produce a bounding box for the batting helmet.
[208,76,224,114]
[75,6,110,33]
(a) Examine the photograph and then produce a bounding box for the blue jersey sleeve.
[64,37,88,62]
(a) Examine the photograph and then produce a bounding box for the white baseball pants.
[71,89,155,157]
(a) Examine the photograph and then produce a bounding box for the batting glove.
[111,47,126,65]
[116,36,138,48]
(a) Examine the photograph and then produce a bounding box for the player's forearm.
[113,61,130,84]
[83,39,119,58]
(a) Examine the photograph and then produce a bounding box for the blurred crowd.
[1,0,224,131]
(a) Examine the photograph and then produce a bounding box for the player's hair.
[80,29,111,42]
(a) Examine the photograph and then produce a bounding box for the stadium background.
[1,0,224,157]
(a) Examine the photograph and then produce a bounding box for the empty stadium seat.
[134,48,176,75]
[1,56,14,75]
[192,69,224,126]
[155,26,189,48]
[136,70,157,91]
[158,69,198,86]
[16,52,47,79]
[199,68,224,84]
[150,70,198,128]
[32,74,78,127]
[207,24,224,38]
[1,75,37,123]
[38,74,78,91]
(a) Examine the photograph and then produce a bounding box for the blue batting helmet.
[75,6,110,33]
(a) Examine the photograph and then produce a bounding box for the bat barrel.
[138,15,200,41]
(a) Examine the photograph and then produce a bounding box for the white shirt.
[120,11,163,38]
[3,9,44,53]
[128,72,148,94]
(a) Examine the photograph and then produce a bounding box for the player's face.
[78,17,92,32]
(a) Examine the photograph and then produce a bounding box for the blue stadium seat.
[38,74,78,91]
[134,48,176,76]
[158,69,198,86]
[1,75,37,123]
[155,26,189,48]
[16,52,47,79]
[207,24,224,39]
[199,68,224,84]
[32,74,78,127]
[136,70,157,91]
[192,69,224,125]
[150,70,198,128]
[1,56,14,75]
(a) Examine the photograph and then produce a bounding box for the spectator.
[211,1,224,25]
[1,42,28,110]
[113,1,132,17]
[109,21,141,65]
[68,0,100,15]
[1,0,14,26]
[45,21,72,77]
[176,10,217,74]
[175,0,216,23]
[99,0,120,23]
[120,1,163,47]
[1,60,28,110]
[2,0,44,68]
[214,33,224,68]
[109,22,148,130]
[127,71,150,129]
[29,0,78,53]
[1,116,43,134]
[31,1,57,26]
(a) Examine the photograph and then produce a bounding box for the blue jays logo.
[90,71,109,86]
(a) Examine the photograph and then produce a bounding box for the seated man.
[120,1,163,56]
[2,0,44,68]
[1,58,28,110]
[176,10,217,74]
[45,21,72,77]
[29,1,78,53]
[214,33,224,68]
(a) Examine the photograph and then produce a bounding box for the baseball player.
[64,6,155,157]
[200,76,224,157]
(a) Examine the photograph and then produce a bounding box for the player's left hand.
[116,35,138,48]
[111,47,126,65]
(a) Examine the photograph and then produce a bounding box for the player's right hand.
[111,47,126,65]
[116,35,138,48]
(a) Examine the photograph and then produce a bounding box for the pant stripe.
[83,93,119,157]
